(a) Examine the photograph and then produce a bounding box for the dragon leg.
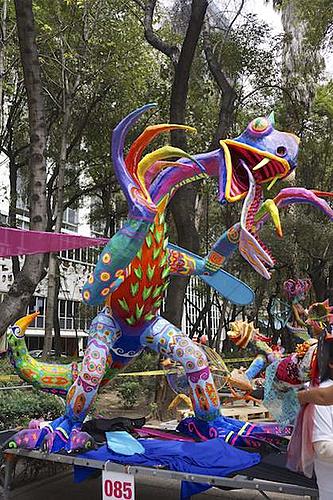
[141,316,221,421]
[141,318,290,447]
[245,354,267,381]
[8,308,123,453]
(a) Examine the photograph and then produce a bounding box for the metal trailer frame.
[2,447,319,499]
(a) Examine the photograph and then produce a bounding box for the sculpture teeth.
[267,176,279,191]
[252,157,270,171]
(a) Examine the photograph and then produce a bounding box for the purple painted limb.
[257,188,333,226]
[150,149,224,204]
[142,316,221,421]
[134,427,195,442]
[111,103,157,221]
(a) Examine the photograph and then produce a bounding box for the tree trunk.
[0,0,7,135]
[53,257,62,356]
[8,157,20,278]
[143,0,208,419]
[43,82,71,358]
[278,1,322,133]
[0,0,47,336]
[210,89,236,149]
[328,265,333,305]
[153,0,208,419]
[164,0,208,329]
[309,257,329,302]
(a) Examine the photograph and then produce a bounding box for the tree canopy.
[0,0,332,340]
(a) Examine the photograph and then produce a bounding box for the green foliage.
[111,352,158,409]
[0,358,15,375]
[0,358,64,430]
[0,388,64,431]
[293,0,333,47]
[116,381,141,409]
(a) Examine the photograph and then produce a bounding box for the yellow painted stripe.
[225,431,234,443]
[238,422,251,435]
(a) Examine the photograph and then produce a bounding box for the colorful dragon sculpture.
[228,301,333,427]
[263,299,333,426]
[227,319,284,388]
[6,104,333,452]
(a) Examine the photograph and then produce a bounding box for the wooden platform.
[222,403,272,422]
[173,402,272,422]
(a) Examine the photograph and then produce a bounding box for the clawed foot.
[6,416,96,453]
[177,415,290,450]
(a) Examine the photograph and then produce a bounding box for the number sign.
[102,470,135,500]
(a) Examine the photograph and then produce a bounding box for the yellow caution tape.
[118,369,175,377]
[223,357,255,363]
[118,358,255,377]
[0,359,255,381]
[0,374,20,382]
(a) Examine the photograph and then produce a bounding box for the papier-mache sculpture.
[6,104,333,452]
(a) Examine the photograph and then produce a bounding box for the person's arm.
[298,385,333,406]
[312,400,333,463]
[314,441,333,463]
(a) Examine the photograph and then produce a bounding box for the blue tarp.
[74,437,261,499]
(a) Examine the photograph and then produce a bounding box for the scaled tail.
[7,312,78,396]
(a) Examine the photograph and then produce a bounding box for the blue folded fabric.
[74,437,261,500]
[106,431,145,456]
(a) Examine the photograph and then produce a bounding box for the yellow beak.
[15,311,40,333]
[254,199,283,238]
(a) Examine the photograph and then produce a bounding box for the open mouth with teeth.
[220,139,291,203]
[235,155,288,280]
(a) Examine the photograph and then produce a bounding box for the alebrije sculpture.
[227,319,284,384]
[6,104,333,452]
[264,300,333,426]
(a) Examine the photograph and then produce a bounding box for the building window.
[59,246,98,267]
[57,298,94,332]
[0,213,8,225]
[62,207,79,232]
[27,296,46,328]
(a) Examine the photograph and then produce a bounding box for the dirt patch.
[91,383,175,424]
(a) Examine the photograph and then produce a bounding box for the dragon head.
[220,114,300,279]
[8,311,39,339]
[219,114,299,203]
[227,319,272,349]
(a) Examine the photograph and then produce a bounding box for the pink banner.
[0,227,108,258]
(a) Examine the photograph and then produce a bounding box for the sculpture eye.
[249,117,270,133]
[276,146,287,157]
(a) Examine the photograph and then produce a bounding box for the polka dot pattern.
[100,271,111,282]
[102,253,111,264]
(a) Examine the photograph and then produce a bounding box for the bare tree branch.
[144,0,179,66]
[131,0,145,9]
[221,0,245,47]
[203,25,233,95]
[67,84,112,157]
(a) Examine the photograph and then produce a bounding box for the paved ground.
[1,471,311,500]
